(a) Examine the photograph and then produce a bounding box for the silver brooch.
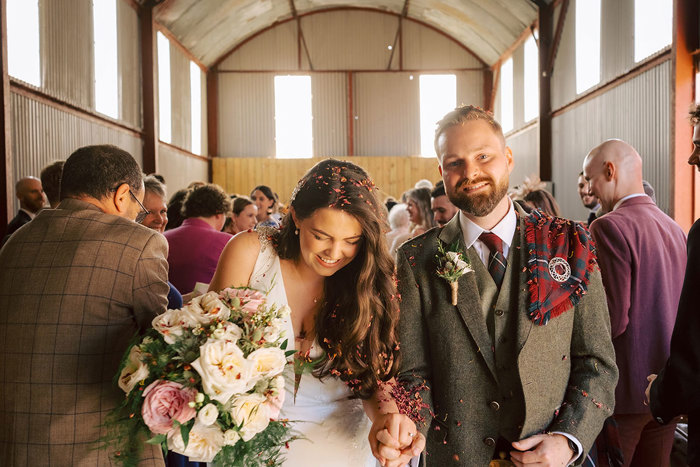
[548,257,571,282]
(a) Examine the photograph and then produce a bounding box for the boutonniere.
[436,240,473,305]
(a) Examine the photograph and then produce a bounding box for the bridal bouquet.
[105,287,296,466]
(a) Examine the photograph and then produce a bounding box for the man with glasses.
[0,145,169,466]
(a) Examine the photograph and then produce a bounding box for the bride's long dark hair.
[275,159,400,399]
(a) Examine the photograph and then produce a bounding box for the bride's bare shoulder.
[209,230,264,291]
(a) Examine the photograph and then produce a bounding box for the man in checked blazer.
[0,145,169,466]
[393,106,618,466]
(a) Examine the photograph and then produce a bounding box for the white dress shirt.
[458,199,516,266]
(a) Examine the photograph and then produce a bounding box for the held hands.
[510,433,574,467]
[645,374,657,405]
[369,413,425,467]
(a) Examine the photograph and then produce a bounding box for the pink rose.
[221,288,266,313]
[142,380,197,434]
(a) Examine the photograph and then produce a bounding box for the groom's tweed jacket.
[0,199,168,466]
[397,206,618,466]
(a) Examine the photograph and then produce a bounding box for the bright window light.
[634,0,672,62]
[190,62,202,155]
[500,58,514,133]
[696,69,700,104]
[274,76,313,158]
[523,36,539,122]
[7,0,40,86]
[157,32,172,144]
[419,74,456,157]
[93,0,119,119]
[575,0,601,94]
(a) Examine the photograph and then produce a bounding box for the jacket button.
[495,309,504,316]
[484,437,496,446]
[489,401,500,411]
[656,416,664,424]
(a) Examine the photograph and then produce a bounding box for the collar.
[458,199,516,250]
[181,217,216,230]
[589,203,601,214]
[19,208,37,220]
[612,193,647,211]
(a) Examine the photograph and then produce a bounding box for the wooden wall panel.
[211,156,441,204]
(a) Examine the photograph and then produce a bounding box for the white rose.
[454,259,469,271]
[184,292,230,324]
[167,421,224,463]
[223,429,240,446]
[191,340,253,404]
[152,309,199,344]
[197,403,219,426]
[211,322,243,342]
[446,251,460,263]
[270,375,285,392]
[229,393,270,442]
[278,304,291,319]
[118,345,150,394]
[247,347,287,380]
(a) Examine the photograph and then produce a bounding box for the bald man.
[583,139,686,467]
[2,176,45,246]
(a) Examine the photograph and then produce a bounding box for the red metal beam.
[547,0,569,74]
[211,6,487,69]
[672,0,700,230]
[217,68,485,74]
[0,0,11,228]
[538,3,553,181]
[140,3,158,174]
[483,68,494,111]
[154,22,208,72]
[206,70,218,158]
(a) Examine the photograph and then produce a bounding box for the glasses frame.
[129,189,151,223]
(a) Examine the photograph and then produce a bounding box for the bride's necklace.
[295,296,321,344]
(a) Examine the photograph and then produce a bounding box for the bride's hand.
[369,413,425,466]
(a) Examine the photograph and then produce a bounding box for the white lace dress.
[248,231,375,467]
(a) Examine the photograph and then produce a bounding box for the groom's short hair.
[434,105,505,158]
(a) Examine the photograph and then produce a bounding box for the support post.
[0,0,12,228]
[140,2,158,174]
[538,2,553,181]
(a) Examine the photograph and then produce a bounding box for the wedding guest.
[390,187,436,253]
[209,159,424,466]
[40,160,64,208]
[584,139,686,467]
[0,144,168,465]
[251,185,280,228]
[524,189,561,217]
[166,189,188,231]
[223,196,258,235]
[578,171,601,225]
[430,180,458,227]
[1,176,45,246]
[386,105,618,466]
[385,203,410,250]
[642,180,657,204]
[164,183,232,294]
[647,104,700,467]
[414,179,434,190]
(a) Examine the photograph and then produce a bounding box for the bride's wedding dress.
[247,230,375,466]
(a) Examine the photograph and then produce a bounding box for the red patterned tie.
[479,232,507,289]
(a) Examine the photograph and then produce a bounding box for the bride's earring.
[294,228,299,235]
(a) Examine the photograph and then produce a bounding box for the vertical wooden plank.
[0,0,12,227]
[671,0,699,230]
[140,2,158,174]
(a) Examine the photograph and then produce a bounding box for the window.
[157,32,171,144]
[7,0,40,86]
[500,58,514,133]
[93,0,119,118]
[523,35,539,122]
[575,0,601,94]
[634,0,672,62]
[190,62,202,155]
[274,75,313,158]
[419,74,456,157]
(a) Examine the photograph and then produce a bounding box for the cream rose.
[211,322,243,342]
[167,421,224,462]
[229,393,270,442]
[118,345,149,394]
[191,340,253,403]
[223,429,240,446]
[197,403,219,426]
[247,347,287,381]
[184,292,230,324]
[152,309,199,344]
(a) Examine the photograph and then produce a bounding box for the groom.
[392,106,618,465]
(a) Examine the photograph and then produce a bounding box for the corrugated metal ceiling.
[154,0,538,68]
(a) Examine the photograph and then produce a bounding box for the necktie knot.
[479,232,504,255]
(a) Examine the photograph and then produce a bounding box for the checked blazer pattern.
[0,199,169,466]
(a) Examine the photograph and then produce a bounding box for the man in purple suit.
[583,139,687,467]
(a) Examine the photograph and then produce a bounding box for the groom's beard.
[447,175,509,217]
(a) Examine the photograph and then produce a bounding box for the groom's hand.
[510,433,574,466]
[369,413,425,466]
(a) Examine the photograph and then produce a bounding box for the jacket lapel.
[439,216,499,381]
[512,206,534,352]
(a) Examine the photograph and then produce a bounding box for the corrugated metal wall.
[10,92,143,213]
[552,61,671,221]
[118,0,142,128]
[216,9,485,159]
[169,43,192,152]
[507,125,540,189]
[158,144,209,193]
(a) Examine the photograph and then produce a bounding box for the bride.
[209,160,424,466]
